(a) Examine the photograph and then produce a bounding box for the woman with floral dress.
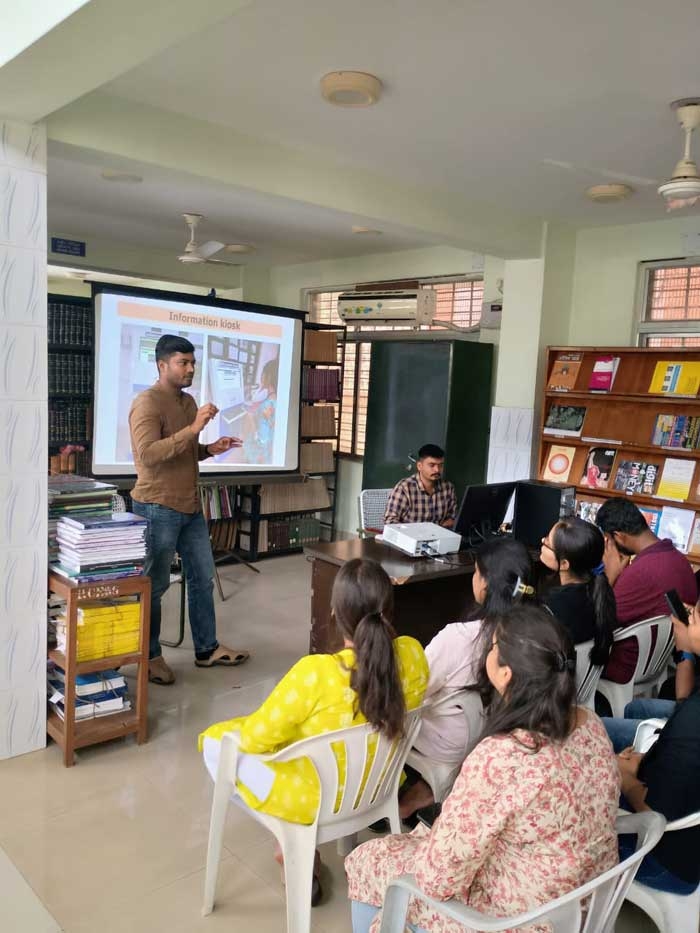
[346,604,620,933]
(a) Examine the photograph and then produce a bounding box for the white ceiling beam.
[0,0,256,122]
[48,92,544,258]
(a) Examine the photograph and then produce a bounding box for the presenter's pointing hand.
[207,436,243,455]
[191,403,219,435]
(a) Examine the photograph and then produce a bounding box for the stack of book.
[300,405,337,437]
[300,442,335,473]
[48,352,93,394]
[47,664,130,721]
[48,476,116,563]
[52,512,147,583]
[54,599,141,661]
[48,301,93,346]
[302,368,341,401]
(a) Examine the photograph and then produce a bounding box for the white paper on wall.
[487,407,535,522]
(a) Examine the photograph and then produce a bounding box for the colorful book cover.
[657,458,695,501]
[576,498,603,524]
[651,413,676,447]
[579,448,616,489]
[547,352,583,392]
[688,515,700,557]
[658,506,695,553]
[588,356,620,393]
[613,461,659,496]
[638,506,662,535]
[649,361,700,396]
[543,404,587,437]
[542,445,575,483]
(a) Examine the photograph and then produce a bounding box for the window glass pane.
[308,277,482,455]
[645,334,700,348]
[646,266,700,321]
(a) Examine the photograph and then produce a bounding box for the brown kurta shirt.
[129,384,209,513]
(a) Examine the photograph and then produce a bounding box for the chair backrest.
[424,688,484,755]
[379,811,666,933]
[574,639,604,708]
[359,488,393,536]
[225,707,423,838]
[611,615,674,686]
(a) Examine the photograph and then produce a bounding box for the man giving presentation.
[129,334,250,686]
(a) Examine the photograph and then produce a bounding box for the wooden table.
[304,539,476,654]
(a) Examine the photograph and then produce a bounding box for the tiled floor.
[0,555,657,931]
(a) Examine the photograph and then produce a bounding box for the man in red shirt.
[596,498,697,683]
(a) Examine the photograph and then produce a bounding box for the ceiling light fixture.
[351,225,382,234]
[658,98,700,211]
[100,169,143,184]
[320,71,382,108]
[586,183,634,203]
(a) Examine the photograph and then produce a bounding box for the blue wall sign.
[51,237,86,257]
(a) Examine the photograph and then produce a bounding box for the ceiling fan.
[178,213,244,265]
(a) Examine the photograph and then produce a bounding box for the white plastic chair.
[378,811,666,933]
[405,690,483,802]
[574,638,604,710]
[202,708,423,933]
[624,718,700,933]
[358,488,392,537]
[596,616,675,717]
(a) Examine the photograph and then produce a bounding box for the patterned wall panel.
[0,119,47,759]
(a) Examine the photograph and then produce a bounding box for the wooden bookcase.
[538,346,700,551]
[47,572,151,767]
[236,322,346,561]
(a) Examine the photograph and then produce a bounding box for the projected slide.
[93,290,302,475]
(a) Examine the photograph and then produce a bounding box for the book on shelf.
[688,515,700,557]
[638,506,662,535]
[300,405,336,437]
[543,404,587,437]
[302,368,341,401]
[650,413,700,449]
[579,447,616,489]
[656,457,695,501]
[49,691,131,721]
[576,497,603,524]
[542,445,575,483]
[303,330,338,363]
[649,361,700,397]
[48,666,126,698]
[613,460,659,496]
[587,355,620,393]
[300,442,335,473]
[258,478,331,513]
[657,506,695,553]
[547,352,582,392]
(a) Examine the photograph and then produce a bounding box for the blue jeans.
[602,698,677,753]
[619,834,698,895]
[351,900,427,933]
[132,501,217,660]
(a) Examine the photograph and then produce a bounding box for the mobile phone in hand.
[665,589,690,625]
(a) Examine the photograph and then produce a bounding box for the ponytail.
[351,611,405,739]
[331,558,406,739]
[587,573,616,666]
[551,518,617,667]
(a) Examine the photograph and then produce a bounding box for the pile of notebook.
[47,662,131,721]
[54,598,141,661]
[48,475,116,564]
[52,512,147,583]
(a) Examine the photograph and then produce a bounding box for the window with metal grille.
[638,261,700,346]
[308,277,483,455]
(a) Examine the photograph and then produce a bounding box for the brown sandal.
[195,645,250,668]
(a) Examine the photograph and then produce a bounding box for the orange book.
[542,445,575,483]
[547,352,582,392]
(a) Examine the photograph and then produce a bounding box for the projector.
[380,522,461,557]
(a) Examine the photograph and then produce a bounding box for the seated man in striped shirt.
[384,444,457,529]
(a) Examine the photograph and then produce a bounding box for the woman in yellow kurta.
[199,557,428,902]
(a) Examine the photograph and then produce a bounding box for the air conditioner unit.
[337,289,437,325]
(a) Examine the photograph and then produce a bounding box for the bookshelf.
[539,346,700,555]
[236,322,346,561]
[48,295,94,475]
[47,572,151,767]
